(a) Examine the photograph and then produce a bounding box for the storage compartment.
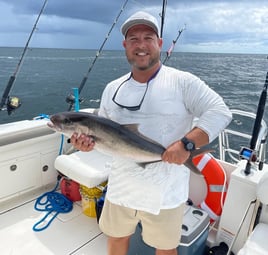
[0,155,41,200]
[41,150,60,186]
[128,204,210,255]
[0,119,63,202]
[216,161,266,253]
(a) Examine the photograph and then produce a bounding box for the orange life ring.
[192,153,227,221]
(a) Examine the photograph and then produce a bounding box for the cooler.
[128,204,210,255]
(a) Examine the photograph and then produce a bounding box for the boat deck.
[0,187,107,255]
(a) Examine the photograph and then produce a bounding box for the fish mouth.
[47,121,62,132]
[47,121,55,128]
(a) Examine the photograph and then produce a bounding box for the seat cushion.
[55,150,112,188]
[237,223,268,255]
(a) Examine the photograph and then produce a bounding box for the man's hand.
[162,140,190,165]
[70,133,95,152]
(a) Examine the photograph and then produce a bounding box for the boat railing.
[218,109,268,166]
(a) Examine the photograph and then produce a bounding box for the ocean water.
[0,47,129,123]
[1,47,268,161]
[0,47,267,131]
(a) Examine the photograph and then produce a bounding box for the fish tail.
[185,147,214,175]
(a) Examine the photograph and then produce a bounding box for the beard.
[126,51,160,71]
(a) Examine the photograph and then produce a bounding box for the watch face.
[182,137,195,151]
[187,143,194,150]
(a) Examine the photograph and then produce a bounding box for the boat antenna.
[244,65,268,175]
[0,0,48,115]
[66,0,129,111]
[162,24,186,64]
[160,0,168,38]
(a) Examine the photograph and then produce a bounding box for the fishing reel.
[7,96,21,115]
[239,147,257,163]
[239,146,264,172]
[0,96,21,115]
[66,93,84,110]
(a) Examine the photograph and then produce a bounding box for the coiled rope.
[33,179,73,232]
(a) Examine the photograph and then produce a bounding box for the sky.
[0,0,268,54]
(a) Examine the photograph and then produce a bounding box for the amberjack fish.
[47,111,210,175]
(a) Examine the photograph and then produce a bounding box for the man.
[71,11,232,255]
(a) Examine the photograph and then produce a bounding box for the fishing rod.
[241,67,268,175]
[162,24,186,64]
[66,0,129,111]
[160,0,167,38]
[0,0,48,115]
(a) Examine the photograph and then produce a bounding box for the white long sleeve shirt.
[98,65,232,214]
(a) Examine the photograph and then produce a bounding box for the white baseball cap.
[121,11,160,37]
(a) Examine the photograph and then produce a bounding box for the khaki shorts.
[99,199,185,250]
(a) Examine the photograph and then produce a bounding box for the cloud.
[0,0,267,53]
[162,1,268,53]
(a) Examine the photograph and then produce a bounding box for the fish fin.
[190,147,214,158]
[137,163,146,168]
[122,124,165,148]
[122,123,140,133]
[184,158,203,176]
[137,160,162,168]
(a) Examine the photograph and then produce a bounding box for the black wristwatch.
[181,136,196,151]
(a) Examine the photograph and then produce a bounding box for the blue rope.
[33,113,50,120]
[33,180,73,232]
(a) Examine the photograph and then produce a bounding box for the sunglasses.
[112,65,162,111]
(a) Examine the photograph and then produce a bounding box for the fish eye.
[63,118,72,125]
